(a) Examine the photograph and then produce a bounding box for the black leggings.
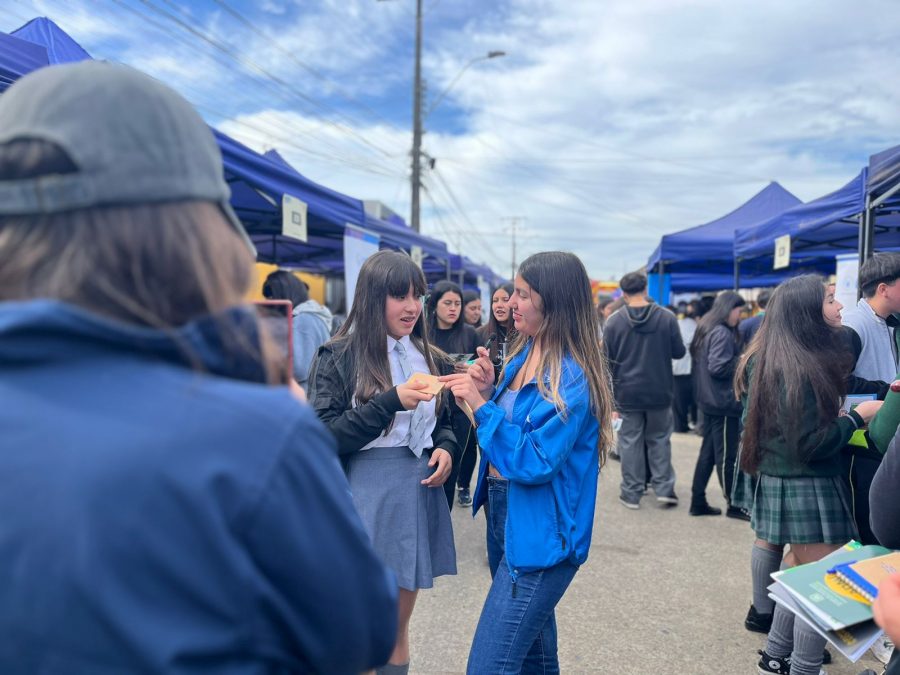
[691,413,740,505]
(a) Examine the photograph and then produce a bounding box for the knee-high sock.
[751,544,782,614]
[764,603,794,659]
[789,619,827,675]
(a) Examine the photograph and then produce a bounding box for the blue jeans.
[469,477,579,674]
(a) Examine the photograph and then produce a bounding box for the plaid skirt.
[730,442,755,512]
[751,473,858,545]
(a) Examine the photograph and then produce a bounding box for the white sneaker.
[871,635,894,664]
[618,497,640,510]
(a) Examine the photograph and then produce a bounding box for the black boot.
[745,604,773,633]
[689,501,722,516]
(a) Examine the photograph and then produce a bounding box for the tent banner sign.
[344,225,380,313]
[774,234,791,270]
[410,245,424,268]
[282,194,308,242]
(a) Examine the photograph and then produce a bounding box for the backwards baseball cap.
[0,60,255,255]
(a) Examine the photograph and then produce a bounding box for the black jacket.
[603,304,686,411]
[694,323,742,417]
[307,341,458,458]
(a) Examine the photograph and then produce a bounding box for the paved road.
[410,431,881,674]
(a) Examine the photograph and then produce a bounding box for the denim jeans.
[469,476,579,674]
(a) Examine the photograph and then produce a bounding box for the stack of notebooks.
[768,541,900,662]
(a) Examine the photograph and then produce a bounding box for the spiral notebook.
[830,552,900,603]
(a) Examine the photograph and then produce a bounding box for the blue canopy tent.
[10,17,90,65]
[262,150,452,272]
[0,31,48,92]
[735,169,900,279]
[859,143,900,262]
[647,182,801,293]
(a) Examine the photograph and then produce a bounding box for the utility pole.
[410,0,423,232]
[502,216,526,279]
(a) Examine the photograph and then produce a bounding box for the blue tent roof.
[648,182,801,274]
[868,143,900,203]
[734,171,868,262]
[11,17,91,64]
[0,31,47,92]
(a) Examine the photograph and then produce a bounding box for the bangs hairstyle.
[332,250,438,407]
[0,139,283,383]
[505,252,615,463]
[734,274,851,473]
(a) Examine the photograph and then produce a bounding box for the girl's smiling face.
[385,285,422,339]
[508,276,544,337]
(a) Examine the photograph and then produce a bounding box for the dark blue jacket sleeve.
[870,430,900,549]
[241,411,397,674]
[474,375,591,484]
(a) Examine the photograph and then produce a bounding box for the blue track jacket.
[471,341,601,581]
[0,300,397,674]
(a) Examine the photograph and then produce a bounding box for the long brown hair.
[0,139,279,381]
[332,250,439,406]
[734,274,851,473]
[506,252,615,463]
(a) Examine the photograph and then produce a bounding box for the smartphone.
[254,300,293,383]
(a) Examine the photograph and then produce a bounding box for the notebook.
[831,552,900,603]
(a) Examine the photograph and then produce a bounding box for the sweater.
[842,298,898,382]
[602,304,686,411]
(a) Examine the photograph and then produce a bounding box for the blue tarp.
[0,31,47,92]
[11,17,91,64]
[868,144,900,203]
[734,170,870,263]
[648,182,801,276]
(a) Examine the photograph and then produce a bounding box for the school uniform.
[741,362,862,545]
[308,335,458,590]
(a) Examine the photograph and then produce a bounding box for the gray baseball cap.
[0,60,255,255]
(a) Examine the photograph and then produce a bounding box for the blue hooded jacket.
[472,341,601,581]
[0,300,397,674]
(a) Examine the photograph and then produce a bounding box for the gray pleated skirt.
[346,446,457,591]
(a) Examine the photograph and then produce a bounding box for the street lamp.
[425,51,506,119]
[381,0,505,232]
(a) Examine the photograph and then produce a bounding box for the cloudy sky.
[3,0,900,280]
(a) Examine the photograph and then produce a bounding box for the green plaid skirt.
[750,473,858,545]
[730,442,755,512]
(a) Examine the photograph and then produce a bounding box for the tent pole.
[445,259,451,281]
[734,258,741,291]
[658,261,665,304]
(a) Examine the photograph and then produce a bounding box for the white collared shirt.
[359,334,438,451]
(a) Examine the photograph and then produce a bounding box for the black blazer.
[307,340,459,458]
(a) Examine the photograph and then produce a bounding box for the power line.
[136,0,399,160]
[210,0,396,129]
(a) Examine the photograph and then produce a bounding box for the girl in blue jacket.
[441,251,614,674]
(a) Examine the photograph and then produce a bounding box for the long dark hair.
[481,282,515,340]
[734,275,851,473]
[690,290,744,358]
[508,252,615,462]
[426,280,467,353]
[332,250,438,406]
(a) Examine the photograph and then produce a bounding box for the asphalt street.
[409,431,882,674]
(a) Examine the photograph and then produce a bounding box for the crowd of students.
[5,60,900,675]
